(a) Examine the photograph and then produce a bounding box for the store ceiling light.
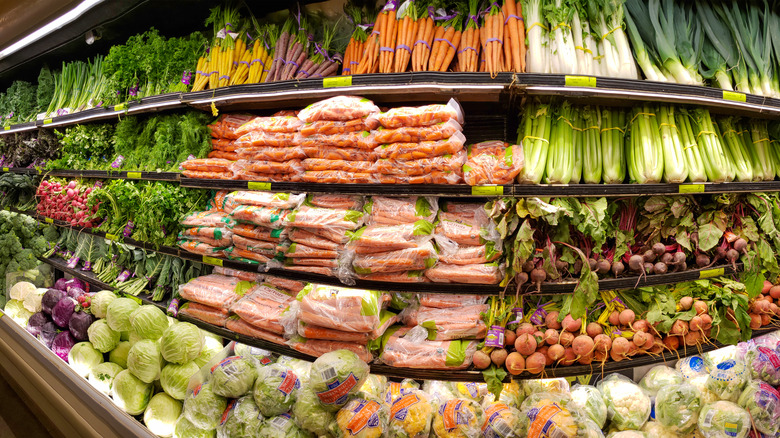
[0,0,104,60]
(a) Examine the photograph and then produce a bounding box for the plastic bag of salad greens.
[736,379,780,436]
[173,416,216,438]
[253,363,300,416]
[257,414,311,438]
[183,382,228,430]
[216,396,264,438]
[292,386,336,437]
[570,384,608,429]
[654,383,702,434]
[697,401,750,438]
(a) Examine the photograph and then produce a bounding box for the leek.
[689,108,734,183]
[524,0,550,73]
[627,105,664,184]
[601,108,626,184]
[623,2,668,82]
[657,104,687,183]
[547,0,578,74]
[717,117,754,182]
[749,120,776,181]
[696,1,750,93]
[517,101,553,184]
[716,1,774,96]
[700,37,734,91]
[582,105,602,184]
[572,6,596,76]
[545,101,575,184]
[675,109,707,183]
[586,0,638,79]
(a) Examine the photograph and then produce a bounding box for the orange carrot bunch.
[342,3,373,76]
[411,5,435,71]
[457,0,481,72]
[393,0,422,72]
[482,2,505,76]
[429,12,462,72]
[503,0,525,73]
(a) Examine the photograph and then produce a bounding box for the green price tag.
[235,281,253,296]
[3,126,9,131]
[105,233,120,242]
[323,76,352,88]
[723,91,747,103]
[203,256,223,267]
[114,103,128,111]
[247,181,271,191]
[44,217,54,224]
[564,75,597,88]
[126,171,142,179]
[1,167,8,172]
[471,186,504,196]
[43,118,53,125]
[699,267,725,279]
[124,294,142,305]
[679,184,705,194]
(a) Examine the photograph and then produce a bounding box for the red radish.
[679,296,693,310]
[586,322,603,337]
[504,330,516,347]
[525,352,546,374]
[559,331,574,347]
[560,348,577,365]
[517,323,535,335]
[694,300,708,315]
[572,335,595,356]
[544,329,559,345]
[505,353,525,375]
[562,314,582,332]
[545,311,562,329]
[547,344,565,361]
[593,334,612,352]
[618,309,635,326]
[515,333,537,356]
[473,350,491,369]
[491,349,508,366]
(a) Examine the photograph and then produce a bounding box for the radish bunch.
[36,179,97,227]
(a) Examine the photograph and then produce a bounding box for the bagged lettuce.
[253,363,300,416]
[654,383,701,434]
[293,386,336,437]
[217,396,264,438]
[183,382,228,430]
[309,350,369,411]
[210,356,257,398]
[736,379,780,436]
[258,414,311,438]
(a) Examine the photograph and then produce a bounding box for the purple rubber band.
[219,75,229,80]
[380,46,395,53]
[239,61,249,66]
[396,44,411,53]
[414,40,431,50]
[505,14,524,24]
[457,46,477,54]
[486,38,503,44]
[434,37,457,51]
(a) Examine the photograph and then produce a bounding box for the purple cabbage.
[27,312,49,337]
[63,278,86,293]
[51,331,76,362]
[66,287,86,300]
[54,278,68,291]
[40,322,59,349]
[68,311,94,341]
[52,297,77,328]
[41,289,65,315]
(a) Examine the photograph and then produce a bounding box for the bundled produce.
[0,129,60,169]
[36,179,99,227]
[43,56,106,118]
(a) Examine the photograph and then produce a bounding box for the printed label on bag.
[316,372,359,406]
[440,400,473,431]
[345,399,381,435]
[277,370,300,396]
[390,393,421,421]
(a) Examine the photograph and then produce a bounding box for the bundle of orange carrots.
[342,0,525,76]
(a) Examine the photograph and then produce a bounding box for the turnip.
[515,333,537,356]
[694,300,708,315]
[632,319,649,333]
[647,340,664,355]
[771,303,780,317]
[679,296,693,311]
[473,350,491,369]
[755,300,770,314]
[547,344,565,361]
[628,255,644,272]
[504,330,516,347]
[544,329,559,345]
[572,335,595,356]
[593,334,611,352]
[749,313,762,330]
[537,346,553,366]
[517,323,535,335]
[559,331,574,347]
[608,310,620,326]
[491,348,508,367]
[594,349,608,362]
[533,330,545,341]
[670,319,688,336]
[618,309,635,326]
[525,352,546,374]
[770,286,780,300]
[654,262,668,274]
[586,322,603,337]
[505,352,525,375]
[762,280,773,295]
[545,311,562,330]
[562,314,582,332]
[663,335,680,351]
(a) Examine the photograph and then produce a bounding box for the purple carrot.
[318,61,340,78]
[268,30,289,82]
[282,41,304,80]
[285,48,307,80]
[295,58,316,79]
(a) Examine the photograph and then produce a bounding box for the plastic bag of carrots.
[294,226,350,245]
[284,265,336,277]
[243,159,303,175]
[238,171,301,182]
[419,294,490,308]
[181,169,239,180]
[211,139,240,152]
[208,151,239,160]
[373,118,463,144]
[301,159,376,173]
[424,262,504,284]
[347,221,434,255]
[264,275,306,295]
[284,206,365,230]
[374,149,466,175]
[300,118,380,136]
[232,235,277,256]
[402,303,488,340]
[225,247,273,264]
[229,283,294,334]
[369,98,464,129]
[289,228,343,251]
[234,115,303,136]
[236,146,306,161]
[179,302,229,327]
[356,270,428,283]
[375,171,463,185]
[296,284,390,333]
[178,240,227,257]
[180,158,234,173]
[179,226,233,245]
[375,131,466,160]
[287,335,373,363]
[234,131,301,148]
[285,242,340,259]
[302,146,377,162]
[299,132,379,150]
[223,191,305,211]
[378,326,477,369]
[284,257,339,268]
[351,241,438,274]
[297,321,371,344]
[178,274,245,309]
[463,140,524,185]
[297,96,380,123]
[181,210,234,228]
[366,196,438,225]
[307,194,364,211]
[212,266,262,282]
[231,223,287,242]
[438,242,503,265]
[208,114,253,139]
[226,317,287,346]
[230,205,289,229]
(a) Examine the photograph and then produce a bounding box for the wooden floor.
[0,368,54,438]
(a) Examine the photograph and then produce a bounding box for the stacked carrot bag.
[341,196,438,283]
[176,274,248,329]
[426,202,505,284]
[278,194,366,277]
[226,281,296,346]
[181,114,253,179]
[370,98,466,184]
[177,192,235,258]
[297,95,382,183]
[284,284,397,363]
[232,111,305,182]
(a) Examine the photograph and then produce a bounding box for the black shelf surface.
[37,255,772,383]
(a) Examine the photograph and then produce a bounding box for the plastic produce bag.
[300,117,380,136]
[387,389,433,438]
[234,130,300,148]
[481,402,527,437]
[223,191,305,211]
[437,243,502,265]
[676,355,710,379]
[181,158,235,173]
[401,304,488,340]
[570,384,608,429]
[374,118,462,144]
[331,396,389,437]
[285,205,364,230]
[309,349,370,411]
[307,194,364,211]
[297,321,370,343]
[521,395,580,438]
[216,396,264,438]
[301,158,376,173]
[229,205,289,229]
[300,131,378,150]
[379,326,477,370]
[253,363,300,416]
[290,228,342,251]
[374,150,466,176]
[352,241,438,275]
[697,401,750,438]
[638,365,683,397]
[302,146,378,162]
[348,221,434,255]
[258,414,311,438]
[597,374,651,431]
[288,336,373,363]
[178,240,227,257]
[180,227,234,247]
[375,172,463,185]
[371,98,464,129]
[234,115,303,136]
[359,374,388,399]
[297,96,380,123]
[736,379,780,435]
[300,170,375,184]
[424,262,504,284]
[745,345,780,385]
[183,382,228,430]
[210,355,257,398]
[209,113,253,139]
[463,141,525,185]
[231,223,287,242]
[654,383,701,434]
[297,284,387,333]
[292,386,336,437]
[229,284,292,334]
[236,145,306,161]
[706,359,748,402]
[431,398,483,438]
[178,274,246,309]
[374,133,466,161]
[182,211,234,228]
